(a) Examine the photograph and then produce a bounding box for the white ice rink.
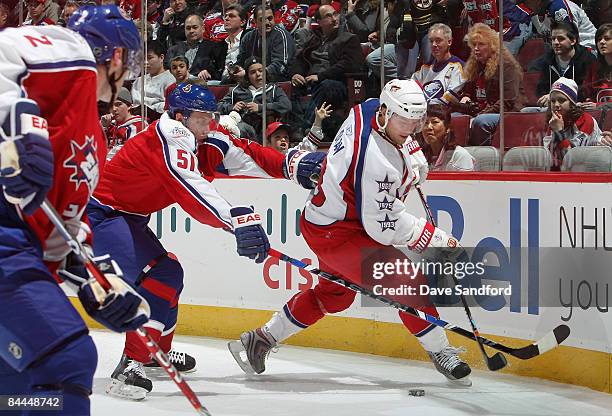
[90,330,612,416]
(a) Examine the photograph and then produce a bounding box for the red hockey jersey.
[0,25,106,262]
[94,113,285,229]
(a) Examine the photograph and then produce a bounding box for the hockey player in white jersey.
[229,79,472,385]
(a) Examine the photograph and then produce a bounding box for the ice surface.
[91,331,612,416]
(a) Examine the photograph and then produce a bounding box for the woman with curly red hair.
[441,23,524,145]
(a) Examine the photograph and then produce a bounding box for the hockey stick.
[40,200,212,416]
[415,185,507,371]
[268,248,570,360]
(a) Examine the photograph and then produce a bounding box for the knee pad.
[29,333,97,396]
[313,282,356,314]
[139,254,184,323]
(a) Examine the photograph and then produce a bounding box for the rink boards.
[75,173,612,393]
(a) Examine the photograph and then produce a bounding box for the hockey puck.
[409,389,425,397]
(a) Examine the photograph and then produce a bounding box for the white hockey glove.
[407,217,467,263]
[59,253,151,333]
[408,145,428,186]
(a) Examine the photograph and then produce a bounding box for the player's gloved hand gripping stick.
[40,200,213,415]
[415,185,506,371]
[267,247,570,362]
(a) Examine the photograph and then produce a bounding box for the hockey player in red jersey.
[229,79,473,386]
[0,5,150,415]
[88,81,325,399]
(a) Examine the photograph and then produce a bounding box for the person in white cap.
[229,78,473,386]
[543,77,606,169]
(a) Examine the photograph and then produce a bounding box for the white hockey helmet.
[378,79,427,131]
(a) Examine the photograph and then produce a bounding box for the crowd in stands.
[1,0,611,171]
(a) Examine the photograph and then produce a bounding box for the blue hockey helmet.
[68,5,142,78]
[167,83,218,118]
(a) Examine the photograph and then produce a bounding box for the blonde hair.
[464,23,522,82]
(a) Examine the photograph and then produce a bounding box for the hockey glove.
[58,253,151,333]
[0,100,53,215]
[231,205,270,264]
[407,218,468,264]
[407,141,428,186]
[283,149,325,190]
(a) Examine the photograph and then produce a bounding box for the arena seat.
[561,146,612,172]
[517,38,545,70]
[277,81,292,98]
[523,72,542,106]
[492,112,548,149]
[450,115,470,146]
[502,146,551,171]
[464,146,500,171]
[208,85,233,101]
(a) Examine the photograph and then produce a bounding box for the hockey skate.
[228,328,278,375]
[106,354,153,400]
[144,350,197,374]
[427,346,472,386]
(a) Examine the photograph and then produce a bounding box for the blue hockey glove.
[231,205,270,264]
[0,100,53,215]
[59,253,151,333]
[283,149,326,190]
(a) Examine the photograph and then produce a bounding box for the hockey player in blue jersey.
[0,6,150,415]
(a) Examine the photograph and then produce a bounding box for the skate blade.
[227,340,256,375]
[105,378,148,401]
[446,376,472,387]
[144,365,197,375]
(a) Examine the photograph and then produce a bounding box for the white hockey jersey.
[304,99,423,246]
[412,56,465,102]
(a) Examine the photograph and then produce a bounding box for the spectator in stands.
[101,88,147,149]
[24,0,59,25]
[345,0,387,43]
[0,2,10,28]
[534,21,596,109]
[132,41,176,121]
[363,0,398,82]
[235,5,295,82]
[603,131,612,146]
[418,104,474,171]
[543,77,604,169]
[266,122,293,152]
[164,55,197,107]
[441,23,524,146]
[582,24,612,107]
[291,5,364,125]
[158,0,192,47]
[413,24,465,103]
[202,0,238,43]
[269,0,302,33]
[166,13,225,78]
[120,0,162,23]
[385,0,447,78]
[218,56,292,141]
[527,0,596,52]
[219,4,245,84]
[56,0,79,26]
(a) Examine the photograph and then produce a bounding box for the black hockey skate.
[228,328,278,375]
[428,346,472,386]
[106,354,153,400]
[144,350,197,373]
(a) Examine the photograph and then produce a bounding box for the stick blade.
[487,352,507,371]
[511,324,571,360]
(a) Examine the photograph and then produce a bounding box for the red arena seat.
[492,112,548,149]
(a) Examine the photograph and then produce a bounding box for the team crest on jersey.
[554,8,569,22]
[376,196,395,211]
[378,214,397,232]
[423,80,444,100]
[413,0,433,9]
[63,135,99,193]
[376,174,393,193]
